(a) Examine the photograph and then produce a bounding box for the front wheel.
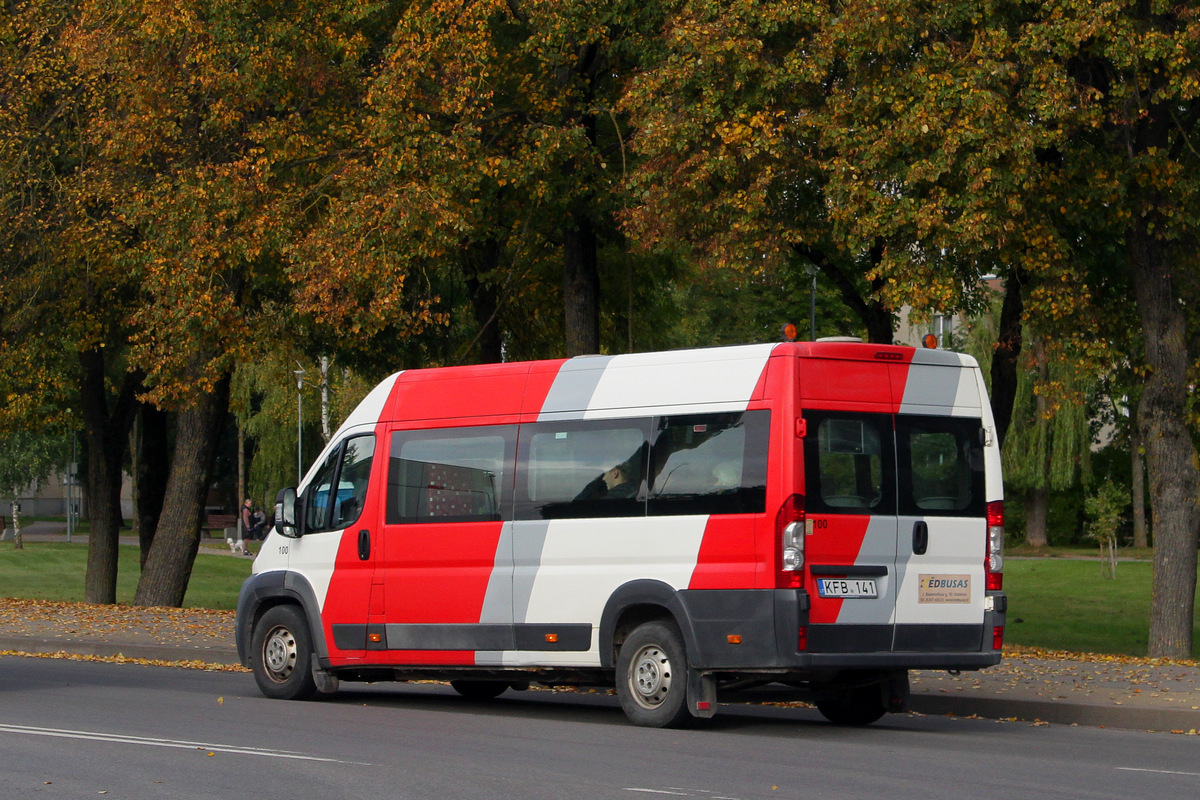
[251,605,318,700]
[616,621,693,728]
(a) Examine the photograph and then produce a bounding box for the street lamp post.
[294,368,306,484]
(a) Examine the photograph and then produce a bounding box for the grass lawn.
[0,541,251,610]
[1,538,1198,658]
[1004,556,1200,659]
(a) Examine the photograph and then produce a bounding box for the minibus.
[236,340,1005,727]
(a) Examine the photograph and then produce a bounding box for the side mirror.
[275,487,302,539]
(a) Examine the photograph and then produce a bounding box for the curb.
[908,692,1200,732]
[0,637,242,667]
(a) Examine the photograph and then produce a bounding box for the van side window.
[897,415,986,517]
[334,437,375,528]
[517,421,649,520]
[305,434,376,532]
[648,410,769,516]
[386,426,515,524]
[804,413,893,515]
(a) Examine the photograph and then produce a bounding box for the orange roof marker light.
[782,322,798,342]
[923,333,939,349]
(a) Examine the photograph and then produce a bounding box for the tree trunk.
[462,238,504,363]
[134,402,170,569]
[1130,421,1148,548]
[1024,486,1049,547]
[563,208,600,356]
[79,349,142,604]
[792,246,894,344]
[1130,236,1200,657]
[12,502,22,550]
[990,267,1025,446]
[134,373,231,608]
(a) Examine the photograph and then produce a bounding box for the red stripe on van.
[805,515,870,624]
[689,515,761,590]
[387,362,531,424]
[522,359,569,417]
[381,520,506,624]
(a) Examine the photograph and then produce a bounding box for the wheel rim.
[262,624,298,683]
[628,643,673,709]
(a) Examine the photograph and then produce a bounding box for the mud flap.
[688,670,717,719]
[312,655,340,694]
[885,670,910,713]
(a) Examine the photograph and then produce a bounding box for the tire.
[815,682,887,726]
[616,620,694,728]
[450,680,510,701]
[251,605,318,700]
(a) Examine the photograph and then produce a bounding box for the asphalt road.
[2,656,1198,800]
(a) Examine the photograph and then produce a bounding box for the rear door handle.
[358,529,371,561]
[912,521,928,555]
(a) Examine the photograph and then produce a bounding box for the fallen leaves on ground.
[0,597,234,645]
[1005,644,1199,668]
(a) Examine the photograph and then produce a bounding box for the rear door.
[801,411,900,653]
[890,351,990,652]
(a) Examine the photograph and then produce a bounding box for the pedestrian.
[230,498,252,555]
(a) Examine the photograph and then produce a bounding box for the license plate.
[817,578,878,598]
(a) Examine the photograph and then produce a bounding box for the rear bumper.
[678,589,1004,673]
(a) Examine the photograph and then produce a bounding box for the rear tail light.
[986,500,1004,591]
[776,494,805,589]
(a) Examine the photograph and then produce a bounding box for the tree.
[1001,336,1095,547]
[627,0,1200,659]
[0,0,149,601]
[59,0,429,606]
[304,0,667,365]
[0,430,65,549]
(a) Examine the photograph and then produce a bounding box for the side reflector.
[727,634,742,645]
[545,633,558,643]
[695,701,712,712]
[368,633,382,643]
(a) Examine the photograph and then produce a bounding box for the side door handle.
[358,529,371,561]
[912,521,928,556]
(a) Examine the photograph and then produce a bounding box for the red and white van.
[236,341,1005,727]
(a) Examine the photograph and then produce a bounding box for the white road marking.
[0,723,366,764]
[625,790,748,799]
[1118,767,1200,777]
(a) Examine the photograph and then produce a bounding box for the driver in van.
[576,460,640,500]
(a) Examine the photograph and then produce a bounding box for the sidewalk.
[3,525,1199,732]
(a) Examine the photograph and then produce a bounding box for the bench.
[202,513,238,539]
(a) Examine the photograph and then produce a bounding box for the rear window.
[897,415,986,517]
[804,413,893,514]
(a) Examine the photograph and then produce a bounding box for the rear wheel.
[450,680,511,700]
[815,681,887,726]
[251,605,318,700]
[616,621,693,728]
